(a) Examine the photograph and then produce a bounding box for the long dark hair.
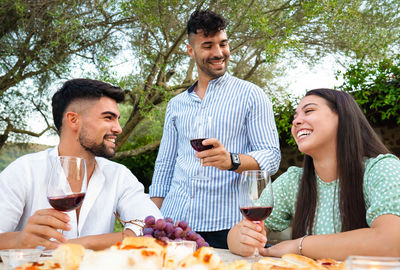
[292,89,390,238]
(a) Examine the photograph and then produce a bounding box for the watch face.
[229,153,240,171]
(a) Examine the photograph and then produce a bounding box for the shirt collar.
[187,73,230,93]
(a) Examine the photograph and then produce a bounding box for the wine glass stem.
[199,158,204,177]
[252,220,261,258]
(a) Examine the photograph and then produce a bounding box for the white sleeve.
[116,167,163,236]
[0,158,29,232]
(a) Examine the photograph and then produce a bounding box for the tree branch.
[113,140,161,159]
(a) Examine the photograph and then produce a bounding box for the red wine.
[48,193,85,212]
[190,138,212,151]
[240,206,273,221]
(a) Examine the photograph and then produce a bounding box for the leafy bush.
[336,55,400,124]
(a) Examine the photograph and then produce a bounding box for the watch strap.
[229,153,241,171]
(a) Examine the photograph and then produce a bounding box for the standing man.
[0,79,162,250]
[149,10,280,249]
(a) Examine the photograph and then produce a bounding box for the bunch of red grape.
[142,216,209,249]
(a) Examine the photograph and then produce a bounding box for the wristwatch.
[229,153,241,171]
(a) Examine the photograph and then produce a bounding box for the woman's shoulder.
[364,153,400,174]
[273,166,303,187]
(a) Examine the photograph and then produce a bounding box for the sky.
[30,54,345,146]
[285,54,345,97]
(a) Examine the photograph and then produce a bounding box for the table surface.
[0,248,254,269]
[215,248,260,264]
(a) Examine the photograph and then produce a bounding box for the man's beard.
[197,55,229,79]
[79,129,115,159]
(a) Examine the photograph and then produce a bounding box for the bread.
[118,236,167,250]
[217,260,251,270]
[281,254,325,269]
[78,249,162,270]
[177,246,222,269]
[257,257,302,268]
[251,262,298,270]
[52,243,85,270]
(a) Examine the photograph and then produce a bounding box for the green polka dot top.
[263,154,400,235]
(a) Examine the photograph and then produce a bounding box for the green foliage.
[271,95,299,148]
[337,55,400,124]
[0,143,51,172]
[116,104,166,192]
[114,219,124,233]
[116,148,158,193]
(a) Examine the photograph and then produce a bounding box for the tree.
[1,0,400,154]
[0,0,135,149]
[337,54,400,124]
[112,0,400,157]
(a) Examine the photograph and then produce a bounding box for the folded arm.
[68,228,136,250]
[261,214,400,260]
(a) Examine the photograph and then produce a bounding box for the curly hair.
[187,9,227,37]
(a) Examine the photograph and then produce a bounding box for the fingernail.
[66,224,71,230]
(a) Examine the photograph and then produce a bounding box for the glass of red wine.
[47,156,87,236]
[239,170,273,257]
[190,115,213,180]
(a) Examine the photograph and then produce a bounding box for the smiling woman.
[228,88,400,260]
[291,95,339,160]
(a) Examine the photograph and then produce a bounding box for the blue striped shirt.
[149,73,281,231]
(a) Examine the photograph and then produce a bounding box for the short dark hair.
[187,10,227,37]
[52,78,125,134]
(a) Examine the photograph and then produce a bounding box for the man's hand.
[16,208,70,249]
[227,218,267,257]
[196,138,231,170]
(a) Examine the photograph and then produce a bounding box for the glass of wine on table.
[190,115,213,180]
[46,156,87,253]
[239,170,273,257]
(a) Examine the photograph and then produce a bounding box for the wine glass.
[190,115,213,180]
[47,156,87,235]
[239,170,273,257]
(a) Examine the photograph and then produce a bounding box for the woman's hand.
[227,218,267,257]
[260,238,299,257]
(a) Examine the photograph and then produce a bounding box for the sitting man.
[0,79,162,250]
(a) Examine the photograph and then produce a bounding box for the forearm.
[301,227,400,260]
[69,230,136,251]
[234,154,260,174]
[0,232,20,249]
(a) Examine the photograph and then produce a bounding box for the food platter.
[4,237,345,270]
